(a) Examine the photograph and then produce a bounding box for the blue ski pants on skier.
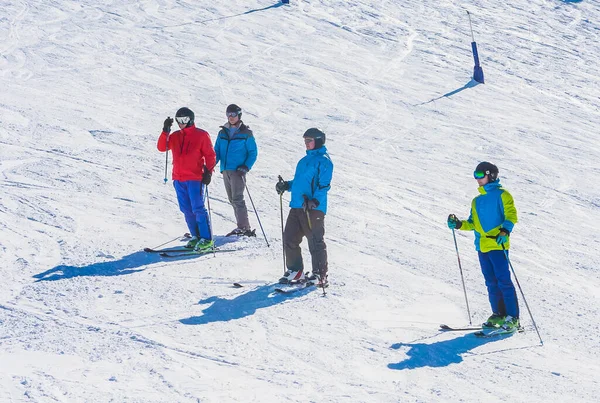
[478,250,519,318]
[173,180,211,240]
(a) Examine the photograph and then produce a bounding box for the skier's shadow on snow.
[33,236,240,282]
[388,332,509,370]
[415,79,480,106]
[33,251,162,282]
[180,285,311,325]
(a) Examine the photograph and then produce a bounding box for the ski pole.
[502,244,544,345]
[146,233,190,251]
[278,175,286,275]
[205,184,216,256]
[451,226,472,324]
[163,134,170,184]
[242,175,270,247]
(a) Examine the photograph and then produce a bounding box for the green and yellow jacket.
[459,181,517,252]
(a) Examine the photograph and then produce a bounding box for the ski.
[440,324,483,331]
[474,327,524,338]
[159,248,237,258]
[230,282,296,290]
[274,283,315,294]
[232,275,329,292]
[232,281,268,288]
[144,247,192,253]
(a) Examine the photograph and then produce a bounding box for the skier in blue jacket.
[214,104,258,236]
[276,128,334,287]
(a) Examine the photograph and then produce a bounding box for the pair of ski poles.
[451,228,543,345]
[163,146,269,247]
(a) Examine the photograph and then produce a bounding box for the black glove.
[163,117,173,134]
[236,165,249,173]
[276,180,290,195]
[303,198,319,210]
[447,214,462,229]
[202,166,212,185]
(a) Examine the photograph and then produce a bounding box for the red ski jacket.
[157,125,216,182]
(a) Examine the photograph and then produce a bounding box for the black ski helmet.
[303,128,326,149]
[475,161,499,182]
[226,104,242,118]
[175,107,194,127]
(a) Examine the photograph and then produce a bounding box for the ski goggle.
[473,170,488,179]
[175,116,190,125]
[226,112,240,118]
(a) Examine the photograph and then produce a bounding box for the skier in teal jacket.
[214,104,258,236]
[276,128,333,288]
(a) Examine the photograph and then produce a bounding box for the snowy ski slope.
[0,0,599,401]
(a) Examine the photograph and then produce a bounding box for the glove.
[275,180,290,195]
[236,165,249,173]
[496,229,510,245]
[303,198,319,210]
[163,117,173,134]
[447,214,462,229]
[202,166,212,185]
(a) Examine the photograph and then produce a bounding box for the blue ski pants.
[173,180,211,240]
[478,250,519,318]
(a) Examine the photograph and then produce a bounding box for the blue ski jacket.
[214,122,258,172]
[459,180,518,252]
[286,146,333,214]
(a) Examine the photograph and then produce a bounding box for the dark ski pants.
[478,250,519,318]
[174,180,211,240]
[223,170,250,230]
[284,208,328,277]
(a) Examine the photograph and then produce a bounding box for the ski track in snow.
[1,0,599,401]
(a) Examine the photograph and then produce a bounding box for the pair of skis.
[439,324,524,338]
[232,281,316,294]
[145,246,236,258]
[143,234,236,257]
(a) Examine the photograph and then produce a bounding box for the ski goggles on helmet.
[473,170,487,179]
[175,116,190,125]
[226,112,240,118]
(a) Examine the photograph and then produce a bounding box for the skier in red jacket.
[157,107,216,251]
